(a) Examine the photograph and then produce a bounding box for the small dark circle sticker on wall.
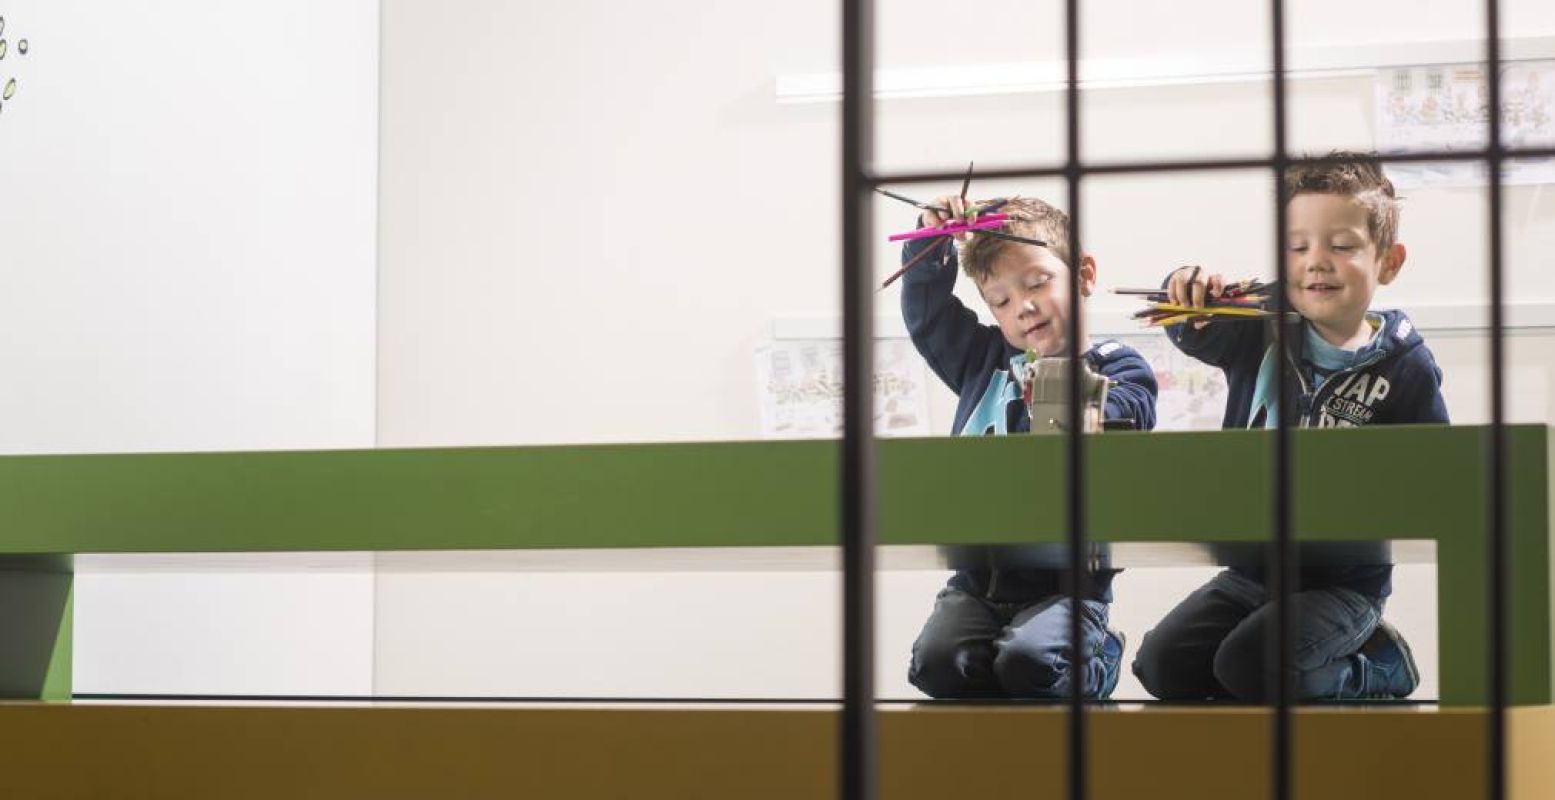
[0,12,31,117]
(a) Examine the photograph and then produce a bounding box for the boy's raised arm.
[900,237,998,395]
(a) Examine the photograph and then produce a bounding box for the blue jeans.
[908,587,1116,699]
[1132,569,1385,701]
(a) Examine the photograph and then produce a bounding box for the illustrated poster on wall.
[1376,61,1555,188]
[1108,332,1229,432]
[754,338,931,439]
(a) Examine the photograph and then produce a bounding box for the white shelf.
[776,36,1555,104]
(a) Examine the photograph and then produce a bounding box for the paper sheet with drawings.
[754,338,932,439]
[1377,60,1555,188]
[1108,332,1229,432]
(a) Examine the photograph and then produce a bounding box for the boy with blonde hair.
[1132,152,1446,701]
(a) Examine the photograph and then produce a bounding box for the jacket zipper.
[1300,350,1388,426]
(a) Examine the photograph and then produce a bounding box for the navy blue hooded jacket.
[1167,306,1448,431]
[1166,298,1449,597]
[899,236,1159,602]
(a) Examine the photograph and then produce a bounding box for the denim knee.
[1212,625,1267,701]
[1212,590,1382,701]
[909,635,995,699]
[992,644,1066,698]
[1214,634,1341,701]
[1133,629,1208,701]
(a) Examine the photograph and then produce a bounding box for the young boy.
[900,195,1158,699]
[1131,152,1447,702]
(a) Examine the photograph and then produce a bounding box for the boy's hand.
[920,195,974,241]
[1167,265,1225,330]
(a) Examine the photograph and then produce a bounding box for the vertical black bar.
[1486,0,1507,797]
[1269,1,1294,800]
[840,0,876,796]
[1062,1,1088,800]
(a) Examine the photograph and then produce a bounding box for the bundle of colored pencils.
[1116,279,1277,328]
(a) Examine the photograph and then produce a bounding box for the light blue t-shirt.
[1250,312,1385,427]
[1304,312,1383,391]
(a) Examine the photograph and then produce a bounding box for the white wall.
[375,0,843,446]
[0,0,382,695]
[73,554,375,697]
[0,0,380,454]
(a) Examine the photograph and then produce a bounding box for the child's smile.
[1285,193,1404,347]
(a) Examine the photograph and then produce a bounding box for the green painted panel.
[0,559,73,700]
[1511,428,1552,705]
[0,442,837,553]
[42,584,72,703]
[0,426,1543,553]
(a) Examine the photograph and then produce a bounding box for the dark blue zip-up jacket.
[900,237,1159,602]
[1166,306,1448,431]
[1166,297,1449,597]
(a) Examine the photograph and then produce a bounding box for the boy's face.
[1285,193,1405,335]
[976,244,1096,356]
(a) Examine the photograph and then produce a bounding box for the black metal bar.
[1486,0,1508,797]
[840,0,876,795]
[869,146,1555,187]
[1269,0,1294,799]
[1503,145,1555,160]
[1062,0,1087,798]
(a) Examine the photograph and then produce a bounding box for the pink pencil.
[887,213,1009,243]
